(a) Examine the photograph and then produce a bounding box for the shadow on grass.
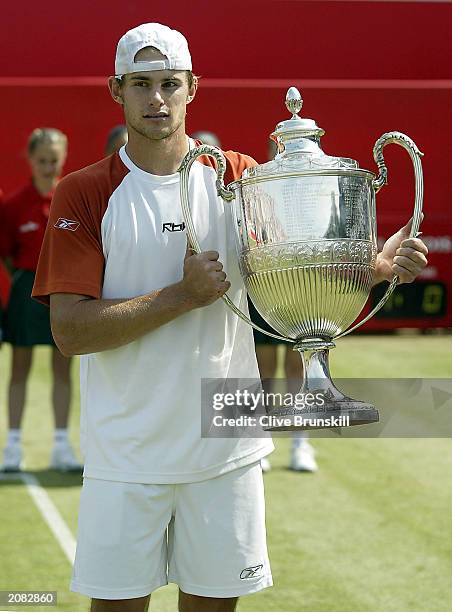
[0,468,82,488]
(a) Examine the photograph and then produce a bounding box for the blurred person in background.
[0,188,6,348]
[0,189,4,333]
[0,259,9,345]
[105,124,128,156]
[191,130,221,148]
[0,128,82,472]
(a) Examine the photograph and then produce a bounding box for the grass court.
[0,334,451,611]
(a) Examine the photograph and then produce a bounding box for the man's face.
[112,47,196,142]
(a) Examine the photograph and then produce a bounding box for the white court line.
[1,472,76,565]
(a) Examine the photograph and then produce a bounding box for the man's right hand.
[49,246,232,356]
[181,244,231,307]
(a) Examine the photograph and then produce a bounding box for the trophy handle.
[334,131,424,340]
[178,144,291,342]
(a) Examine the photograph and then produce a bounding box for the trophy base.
[262,339,379,431]
[263,401,379,431]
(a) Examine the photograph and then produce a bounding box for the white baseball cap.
[115,23,192,76]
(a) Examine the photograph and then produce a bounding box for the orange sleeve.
[32,171,106,305]
[223,150,258,183]
[197,148,257,184]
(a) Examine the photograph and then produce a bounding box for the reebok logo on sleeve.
[54,218,80,231]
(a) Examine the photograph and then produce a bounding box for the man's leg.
[71,479,170,608]
[179,590,237,612]
[91,595,150,611]
[168,463,272,608]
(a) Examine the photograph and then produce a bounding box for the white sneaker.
[260,457,272,473]
[290,440,318,472]
[50,443,83,472]
[2,443,23,472]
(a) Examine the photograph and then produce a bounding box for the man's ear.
[108,76,124,105]
[187,77,198,105]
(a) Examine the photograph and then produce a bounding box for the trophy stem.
[263,339,379,431]
[296,339,341,399]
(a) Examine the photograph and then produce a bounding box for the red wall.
[1,80,448,216]
[1,0,451,79]
[1,0,450,327]
[2,0,451,194]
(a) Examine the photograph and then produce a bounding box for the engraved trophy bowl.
[179,87,424,430]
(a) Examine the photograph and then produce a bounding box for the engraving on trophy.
[339,177,371,239]
[281,176,340,241]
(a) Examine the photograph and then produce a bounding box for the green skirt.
[3,270,55,347]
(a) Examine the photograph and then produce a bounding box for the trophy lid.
[242,87,361,179]
[271,87,325,153]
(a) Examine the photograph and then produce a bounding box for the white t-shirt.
[33,144,274,483]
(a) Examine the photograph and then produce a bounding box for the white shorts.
[70,461,272,600]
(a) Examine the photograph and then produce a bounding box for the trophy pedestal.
[263,339,379,431]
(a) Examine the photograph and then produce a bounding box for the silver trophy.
[179,87,423,430]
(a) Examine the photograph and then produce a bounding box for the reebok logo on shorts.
[240,564,264,579]
[54,218,80,231]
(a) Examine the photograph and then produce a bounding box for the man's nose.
[148,88,164,106]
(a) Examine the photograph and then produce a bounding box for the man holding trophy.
[33,22,428,612]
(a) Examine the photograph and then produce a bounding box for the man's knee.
[178,590,238,612]
[90,594,150,612]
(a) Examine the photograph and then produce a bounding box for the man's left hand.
[374,217,428,286]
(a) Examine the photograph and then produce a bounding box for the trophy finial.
[286,87,303,118]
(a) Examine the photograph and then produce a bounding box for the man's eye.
[163,81,178,88]
[134,81,148,87]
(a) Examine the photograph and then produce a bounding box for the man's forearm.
[50,281,195,356]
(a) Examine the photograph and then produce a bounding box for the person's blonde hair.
[27,128,68,156]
